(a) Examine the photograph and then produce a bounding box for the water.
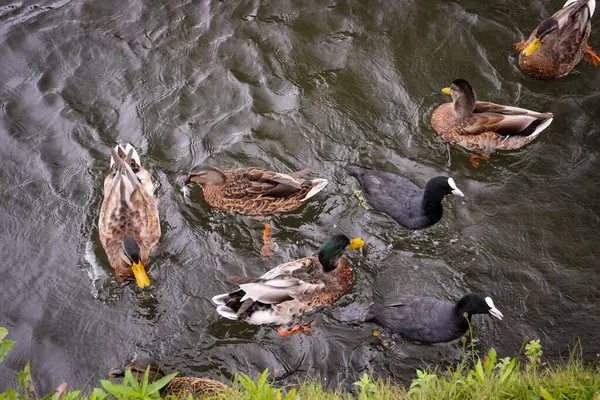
[1,0,600,392]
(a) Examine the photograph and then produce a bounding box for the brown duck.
[108,358,230,399]
[98,144,160,288]
[514,0,599,80]
[211,234,364,336]
[185,166,328,256]
[431,79,553,166]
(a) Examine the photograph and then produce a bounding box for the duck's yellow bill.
[441,87,451,95]
[132,261,150,288]
[348,238,365,250]
[522,37,542,56]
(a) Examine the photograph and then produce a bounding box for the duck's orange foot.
[584,45,600,66]
[513,41,527,52]
[260,222,275,257]
[277,324,313,336]
[469,154,490,168]
[260,243,275,257]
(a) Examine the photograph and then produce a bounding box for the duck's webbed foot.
[584,45,600,66]
[277,321,314,336]
[260,221,275,257]
[469,154,490,168]
[513,41,527,52]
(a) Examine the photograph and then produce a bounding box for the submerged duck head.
[185,165,227,186]
[318,234,364,271]
[442,79,477,119]
[121,235,150,288]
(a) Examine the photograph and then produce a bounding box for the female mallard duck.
[185,165,328,256]
[431,79,553,165]
[99,144,160,288]
[515,0,599,80]
[108,358,230,398]
[211,234,364,336]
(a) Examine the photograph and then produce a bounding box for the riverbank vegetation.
[1,326,599,399]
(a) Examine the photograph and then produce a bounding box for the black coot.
[368,293,503,343]
[345,165,464,229]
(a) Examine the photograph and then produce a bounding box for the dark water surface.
[1,0,600,392]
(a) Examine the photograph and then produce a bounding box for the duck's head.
[457,294,504,320]
[426,177,464,199]
[318,234,365,271]
[111,144,141,170]
[121,235,150,288]
[108,358,165,382]
[185,165,227,186]
[522,19,558,56]
[441,79,476,119]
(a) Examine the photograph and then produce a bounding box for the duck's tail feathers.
[211,293,230,306]
[216,305,239,320]
[110,147,143,205]
[301,179,328,201]
[564,0,595,16]
[529,116,554,139]
[111,144,142,169]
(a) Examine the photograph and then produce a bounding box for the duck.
[211,234,365,336]
[367,293,504,343]
[431,79,554,165]
[515,0,599,80]
[345,165,464,229]
[185,165,328,256]
[108,358,231,398]
[98,144,161,288]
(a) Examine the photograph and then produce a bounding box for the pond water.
[1,0,600,392]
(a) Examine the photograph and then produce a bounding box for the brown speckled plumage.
[432,79,553,155]
[518,0,594,79]
[98,145,160,282]
[186,166,328,216]
[109,359,230,399]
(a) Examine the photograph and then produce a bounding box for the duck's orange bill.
[348,238,365,250]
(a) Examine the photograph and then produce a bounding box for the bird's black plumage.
[368,293,501,343]
[345,165,462,229]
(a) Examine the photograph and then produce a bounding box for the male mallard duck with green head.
[211,234,365,336]
[99,144,160,288]
[515,0,599,79]
[185,165,327,256]
[431,79,553,166]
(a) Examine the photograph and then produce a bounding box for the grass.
[2,325,600,400]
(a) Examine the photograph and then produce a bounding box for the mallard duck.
[108,358,231,398]
[185,166,328,256]
[367,294,503,343]
[431,79,553,164]
[211,234,364,336]
[99,144,160,288]
[515,0,599,80]
[345,165,464,229]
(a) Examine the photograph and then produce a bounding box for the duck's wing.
[461,102,553,137]
[104,148,160,249]
[223,167,312,198]
[227,256,326,305]
[551,0,594,64]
